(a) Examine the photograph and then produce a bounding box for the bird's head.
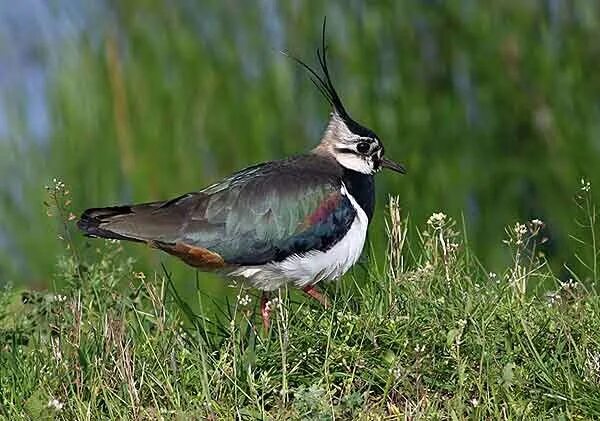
[290,19,406,176]
[319,111,405,175]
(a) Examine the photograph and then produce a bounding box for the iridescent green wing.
[180,156,356,264]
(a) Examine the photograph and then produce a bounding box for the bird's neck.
[310,148,376,221]
[342,168,375,222]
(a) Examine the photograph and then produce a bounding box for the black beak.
[381,157,406,174]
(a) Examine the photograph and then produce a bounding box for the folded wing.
[78,155,356,269]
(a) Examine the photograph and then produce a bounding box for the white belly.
[227,185,368,291]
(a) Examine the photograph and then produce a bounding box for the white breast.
[228,184,368,291]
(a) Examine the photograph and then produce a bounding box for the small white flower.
[531,219,543,227]
[388,366,402,379]
[265,297,282,312]
[545,291,560,306]
[560,278,579,290]
[237,293,252,306]
[49,178,66,192]
[514,223,528,236]
[470,398,479,407]
[581,178,591,192]
[458,319,467,327]
[427,212,447,228]
[133,271,146,281]
[488,272,497,279]
[47,398,64,411]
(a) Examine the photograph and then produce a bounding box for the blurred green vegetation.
[1,1,599,292]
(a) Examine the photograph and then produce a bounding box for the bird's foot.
[302,285,330,309]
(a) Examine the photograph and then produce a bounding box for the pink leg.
[260,291,271,331]
[302,285,331,309]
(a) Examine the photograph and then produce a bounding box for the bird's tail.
[77,206,145,243]
[78,193,195,245]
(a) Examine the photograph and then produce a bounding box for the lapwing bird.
[78,24,406,329]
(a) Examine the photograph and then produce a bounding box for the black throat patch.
[342,169,375,222]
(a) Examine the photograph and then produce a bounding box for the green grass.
[1,187,599,420]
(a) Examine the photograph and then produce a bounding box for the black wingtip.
[77,206,142,242]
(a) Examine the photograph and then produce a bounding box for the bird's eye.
[356,142,370,154]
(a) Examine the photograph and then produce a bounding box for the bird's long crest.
[283,18,350,118]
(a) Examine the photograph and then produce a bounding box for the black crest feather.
[283,18,379,140]
[283,18,349,119]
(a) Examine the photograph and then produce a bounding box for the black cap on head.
[285,18,406,176]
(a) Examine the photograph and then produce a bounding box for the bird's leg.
[260,291,271,331]
[302,285,331,309]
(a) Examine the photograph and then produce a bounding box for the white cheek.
[335,153,374,174]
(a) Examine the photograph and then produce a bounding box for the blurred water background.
[1,1,599,297]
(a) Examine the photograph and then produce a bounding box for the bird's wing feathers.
[189,170,355,265]
[79,155,356,268]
